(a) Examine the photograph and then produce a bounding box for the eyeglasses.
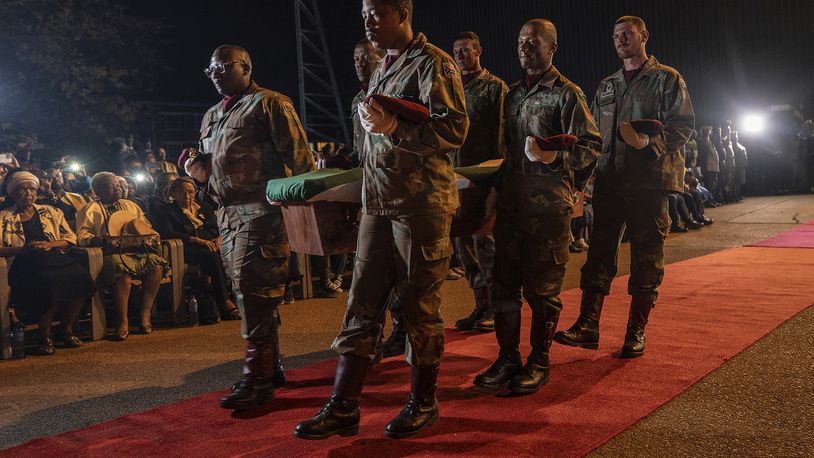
[203,60,245,78]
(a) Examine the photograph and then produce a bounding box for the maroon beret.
[365,94,430,124]
[533,134,578,150]
[629,119,664,135]
[178,148,206,170]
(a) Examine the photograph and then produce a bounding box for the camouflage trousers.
[580,188,669,302]
[491,210,570,313]
[453,233,495,307]
[332,212,453,367]
[219,210,289,342]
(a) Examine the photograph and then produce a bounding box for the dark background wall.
[153,0,814,129]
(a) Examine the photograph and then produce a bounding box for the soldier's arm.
[267,97,317,176]
[561,85,602,172]
[390,56,469,156]
[494,80,509,158]
[648,72,695,158]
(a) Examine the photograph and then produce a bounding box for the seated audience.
[151,177,240,321]
[76,172,168,341]
[0,170,94,355]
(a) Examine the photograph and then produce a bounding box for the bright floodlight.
[741,114,766,134]
[134,173,146,182]
[69,162,82,172]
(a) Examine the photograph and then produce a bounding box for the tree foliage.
[0,0,164,156]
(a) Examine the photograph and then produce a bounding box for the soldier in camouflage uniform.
[188,45,315,411]
[350,39,385,166]
[697,125,720,204]
[450,31,509,334]
[350,39,408,359]
[295,0,467,440]
[473,19,601,395]
[556,16,695,358]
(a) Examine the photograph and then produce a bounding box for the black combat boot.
[620,296,655,358]
[385,364,440,438]
[220,339,278,410]
[473,309,522,388]
[554,290,605,349]
[455,286,495,332]
[509,298,561,395]
[381,307,407,357]
[294,354,369,439]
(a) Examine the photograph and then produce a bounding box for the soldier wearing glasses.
[188,45,315,411]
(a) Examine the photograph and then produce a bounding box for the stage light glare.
[134,173,146,182]
[741,114,766,134]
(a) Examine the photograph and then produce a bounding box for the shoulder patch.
[442,62,458,79]
[280,101,296,114]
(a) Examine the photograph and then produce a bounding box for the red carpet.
[6,246,814,457]
[748,217,814,248]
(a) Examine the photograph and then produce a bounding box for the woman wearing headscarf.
[151,177,240,322]
[76,172,168,340]
[0,170,94,355]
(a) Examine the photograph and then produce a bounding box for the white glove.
[619,122,650,150]
[184,157,211,183]
[358,98,398,135]
[524,136,558,164]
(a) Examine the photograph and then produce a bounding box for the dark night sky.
[141,0,814,130]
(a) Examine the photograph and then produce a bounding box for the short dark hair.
[213,44,252,71]
[355,38,386,58]
[615,16,647,33]
[380,0,412,21]
[524,19,557,45]
[455,31,481,48]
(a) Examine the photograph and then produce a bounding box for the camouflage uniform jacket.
[349,89,366,166]
[684,137,698,168]
[362,33,469,216]
[592,55,695,193]
[698,137,720,172]
[198,81,315,226]
[498,66,601,223]
[451,69,508,167]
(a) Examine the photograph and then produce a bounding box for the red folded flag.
[616,119,664,142]
[178,148,205,169]
[533,134,578,150]
[365,94,430,124]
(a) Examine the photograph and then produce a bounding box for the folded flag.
[365,94,430,124]
[616,119,664,143]
[533,134,578,151]
[177,148,205,169]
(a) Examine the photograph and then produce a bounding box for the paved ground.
[1,194,813,455]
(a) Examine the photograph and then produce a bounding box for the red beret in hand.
[533,134,578,151]
[365,94,430,124]
[178,148,206,169]
[616,119,664,143]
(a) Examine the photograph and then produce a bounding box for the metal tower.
[294,0,350,145]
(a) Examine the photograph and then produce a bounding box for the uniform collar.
[612,55,659,87]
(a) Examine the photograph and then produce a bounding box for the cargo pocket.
[260,241,290,260]
[552,244,570,265]
[421,237,453,261]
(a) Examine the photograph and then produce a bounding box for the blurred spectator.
[148,172,179,216]
[732,130,748,201]
[123,175,149,214]
[798,120,814,193]
[0,170,94,355]
[151,177,240,322]
[76,172,169,341]
[35,170,79,229]
[698,126,720,207]
[156,148,179,175]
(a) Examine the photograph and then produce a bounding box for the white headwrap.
[5,171,40,195]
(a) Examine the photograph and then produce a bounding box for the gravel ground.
[1,194,813,455]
